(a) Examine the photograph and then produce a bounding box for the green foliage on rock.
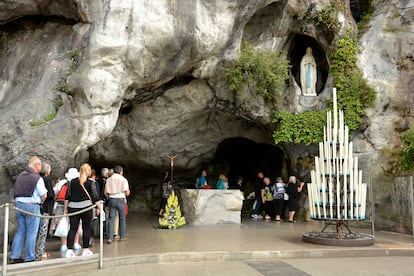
[330,33,376,131]
[30,94,63,127]
[57,50,80,97]
[313,5,341,33]
[225,44,290,101]
[273,111,326,145]
[400,129,414,172]
[383,127,414,176]
[356,0,374,32]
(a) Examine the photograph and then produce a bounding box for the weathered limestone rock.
[180,189,243,225]
[354,0,414,231]
[0,0,413,235]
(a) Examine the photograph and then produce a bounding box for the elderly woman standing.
[286,176,304,223]
[35,162,55,260]
[64,163,100,257]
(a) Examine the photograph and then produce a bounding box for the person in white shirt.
[104,165,130,244]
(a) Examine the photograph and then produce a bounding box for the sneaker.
[9,258,24,264]
[250,214,258,219]
[59,245,68,253]
[74,243,82,250]
[265,215,270,220]
[65,249,75,258]
[119,237,127,241]
[107,239,112,244]
[256,215,263,219]
[81,248,93,256]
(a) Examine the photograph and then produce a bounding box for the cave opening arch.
[201,137,289,192]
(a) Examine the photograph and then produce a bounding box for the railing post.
[410,176,413,245]
[99,201,103,269]
[3,203,10,276]
[370,176,375,237]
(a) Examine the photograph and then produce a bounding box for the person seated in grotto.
[195,170,208,189]
[216,174,228,190]
[300,47,317,96]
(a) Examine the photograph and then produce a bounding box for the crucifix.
[167,153,178,185]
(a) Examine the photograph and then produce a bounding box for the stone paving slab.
[2,214,413,275]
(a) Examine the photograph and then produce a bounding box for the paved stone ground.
[2,214,414,275]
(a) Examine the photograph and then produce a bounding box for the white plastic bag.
[54,216,69,237]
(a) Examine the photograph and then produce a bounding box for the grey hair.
[288,175,296,183]
[114,165,123,174]
[41,162,51,175]
[101,168,109,177]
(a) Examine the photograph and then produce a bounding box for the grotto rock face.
[0,0,413,232]
[354,0,414,231]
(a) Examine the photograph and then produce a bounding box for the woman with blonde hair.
[64,163,100,257]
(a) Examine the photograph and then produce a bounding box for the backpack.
[56,181,69,201]
[273,184,284,200]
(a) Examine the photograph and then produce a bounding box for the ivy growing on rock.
[400,129,414,172]
[330,32,376,131]
[225,43,290,101]
[273,111,326,145]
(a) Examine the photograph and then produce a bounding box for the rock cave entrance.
[288,34,329,95]
[203,137,287,192]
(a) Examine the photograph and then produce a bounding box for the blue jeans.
[108,198,126,240]
[253,196,262,215]
[11,202,41,261]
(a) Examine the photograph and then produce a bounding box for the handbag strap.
[80,182,93,202]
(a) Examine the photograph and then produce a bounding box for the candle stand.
[303,88,375,246]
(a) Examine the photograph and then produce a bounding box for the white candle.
[359,171,363,219]
[343,171,347,219]
[310,171,315,218]
[319,142,324,161]
[361,182,367,219]
[327,111,332,142]
[333,88,338,143]
[320,157,327,218]
[316,166,322,219]
[345,126,349,166]
[349,166,354,219]
[336,158,340,219]
[354,159,359,218]
[329,179,333,219]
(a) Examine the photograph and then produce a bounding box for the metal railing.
[1,201,104,276]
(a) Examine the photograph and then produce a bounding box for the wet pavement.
[2,214,414,275]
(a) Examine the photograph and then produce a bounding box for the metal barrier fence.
[1,201,104,276]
